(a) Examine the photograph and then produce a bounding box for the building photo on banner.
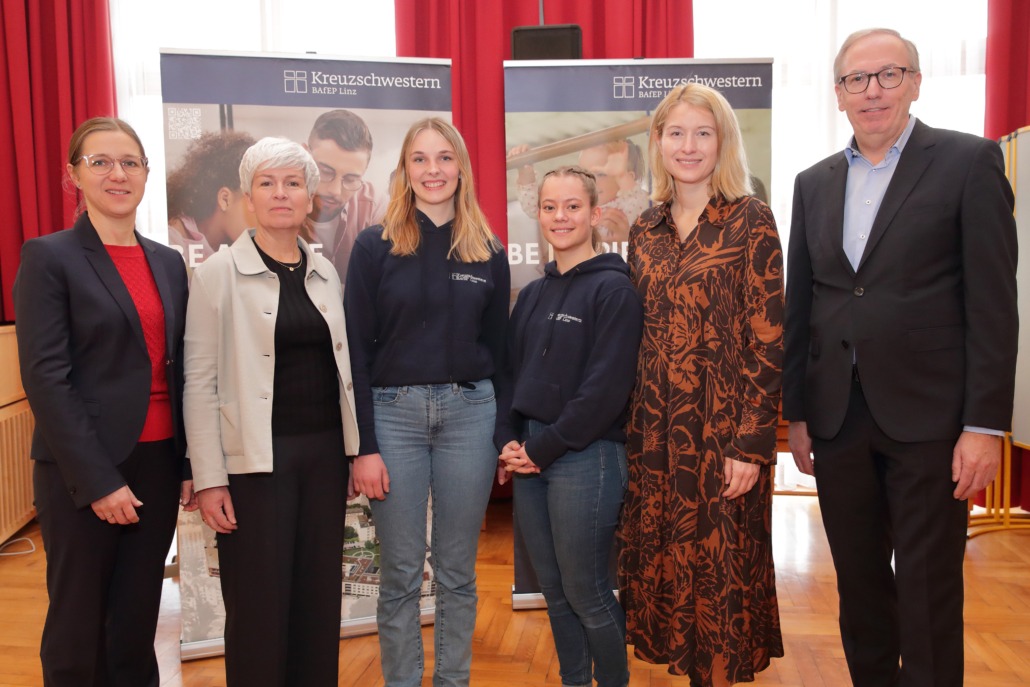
[159,50,451,658]
[502,57,773,603]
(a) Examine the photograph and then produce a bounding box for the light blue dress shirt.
[843,115,917,270]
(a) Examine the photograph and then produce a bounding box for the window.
[693,0,987,252]
[109,0,397,238]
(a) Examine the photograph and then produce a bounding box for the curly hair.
[166,130,255,221]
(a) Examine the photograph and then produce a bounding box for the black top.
[344,211,511,455]
[256,244,342,436]
[498,252,643,470]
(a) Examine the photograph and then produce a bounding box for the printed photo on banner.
[164,106,427,283]
[160,50,451,656]
[502,58,773,604]
[503,59,772,301]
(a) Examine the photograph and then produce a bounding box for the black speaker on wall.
[511,24,583,60]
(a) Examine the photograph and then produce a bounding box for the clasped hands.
[496,441,540,485]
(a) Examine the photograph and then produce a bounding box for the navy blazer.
[783,120,1018,442]
[14,213,189,508]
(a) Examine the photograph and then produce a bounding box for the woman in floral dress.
[618,83,784,687]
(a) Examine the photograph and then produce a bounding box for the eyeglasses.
[838,67,915,94]
[77,154,149,176]
[317,164,364,192]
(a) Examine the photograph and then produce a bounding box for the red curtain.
[545,0,693,60]
[984,0,1030,507]
[985,0,1029,140]
[394,0,693,243]
[1013,448,1028,509]
[0,1,116,322]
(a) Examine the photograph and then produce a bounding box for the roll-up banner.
[1005,127,1030,450]
[503,58,773,607]
[161,50,452,658]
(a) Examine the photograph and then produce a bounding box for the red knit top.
[106,244,173,442]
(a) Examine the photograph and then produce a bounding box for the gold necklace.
[255,233,302,271]
[269,253,303,271]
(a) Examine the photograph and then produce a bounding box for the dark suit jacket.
[783,120,1018,442]
[14,213,189,508]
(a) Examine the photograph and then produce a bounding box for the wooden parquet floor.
[1,495,1028,686]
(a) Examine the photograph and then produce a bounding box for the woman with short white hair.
[185,136,360,687]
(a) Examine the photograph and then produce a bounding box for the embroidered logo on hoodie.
[450,272,487,285]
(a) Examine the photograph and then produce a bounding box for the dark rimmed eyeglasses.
[838,67,915,94]
[77,154,149,176]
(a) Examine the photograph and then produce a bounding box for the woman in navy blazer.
[14,117,193,687]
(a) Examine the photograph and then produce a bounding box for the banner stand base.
[343,605,435,637]
[180,638,226,661]
[180,606,436,661]
[512,588,547,610]
[511,587,619,612]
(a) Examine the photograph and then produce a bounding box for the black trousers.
[34,439,181,687]
[216,428,348,687]
[812,380,968,687]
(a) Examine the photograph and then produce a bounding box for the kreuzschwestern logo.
[613,76,635,99]
[283,68,443,96]
[612,73,764,101]
[284,70,308,94]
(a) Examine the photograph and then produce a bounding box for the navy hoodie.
[498,252,643,470]
[345,211,511,455]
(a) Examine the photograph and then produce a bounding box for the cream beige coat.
[184,230,359,492]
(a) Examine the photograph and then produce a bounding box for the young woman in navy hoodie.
[498,166,643,687]
[345,117,510,687]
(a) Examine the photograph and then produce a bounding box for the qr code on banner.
[166,107,202,140]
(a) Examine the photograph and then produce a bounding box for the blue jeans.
[370,380,497,687]
[514,420,629,687]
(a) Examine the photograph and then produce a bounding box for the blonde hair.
[538,165,603,252]
[382,118,500,262]
[648,84,753,204]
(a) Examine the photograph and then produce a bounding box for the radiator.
[0,399,35,543]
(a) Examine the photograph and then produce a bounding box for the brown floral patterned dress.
[618,195,784,686]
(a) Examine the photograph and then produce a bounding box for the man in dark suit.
[783,28,1018,687]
